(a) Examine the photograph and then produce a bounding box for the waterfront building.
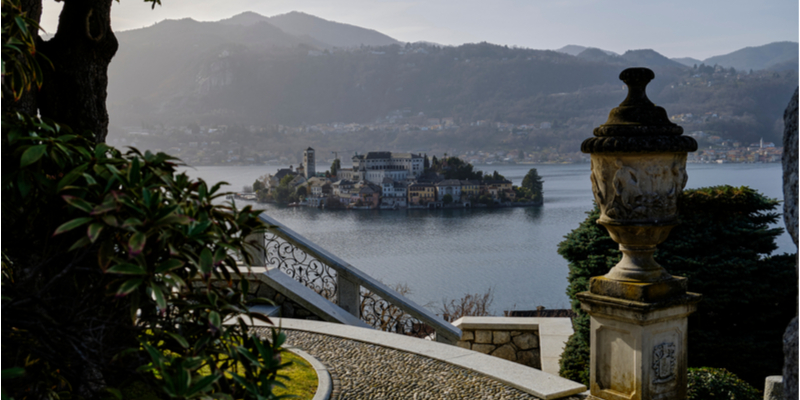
[381,178,408,208]
[435,179,462,202]
[408,183,436,205]
[358,183,382,208]
[307,177,330,198]
[460,180,481,200]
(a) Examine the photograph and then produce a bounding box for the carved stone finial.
[583,68,696,153]
[619,68,656,108]
[582,68,698,283]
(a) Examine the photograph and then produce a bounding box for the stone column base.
[577,277,701,400]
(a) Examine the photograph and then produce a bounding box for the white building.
[435,180,462,202]
[366,169,408,184]
[380,178,408,208]
[351,151,424,184]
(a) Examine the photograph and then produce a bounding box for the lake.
[180,162,794,314]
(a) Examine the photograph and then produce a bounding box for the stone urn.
[582,68,697,283]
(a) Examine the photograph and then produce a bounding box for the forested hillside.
[106,13,798,150]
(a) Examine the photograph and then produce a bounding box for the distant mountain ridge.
[105,11,797,149]
[703,42,798,71]
[218,11,400,48]
[267,12,400,48]
[564,41,797,71]
[671,57,703,67]
[556,45,618,56]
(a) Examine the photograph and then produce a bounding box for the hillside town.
[245,148,544,210]
[108,116,784,167]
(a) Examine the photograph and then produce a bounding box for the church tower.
[303,147,315,179]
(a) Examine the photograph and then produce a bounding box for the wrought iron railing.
[252,213,461,344]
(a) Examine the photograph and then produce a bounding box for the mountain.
[267,11,401,48]
[103,13,797,149]
[577,48,622,64]
[108,17,327,104]
[218,11,271,26]
[563,46,688,70]
[619,49,688,69]
[671,57,702,67]
[765,58,800,72]
[556,45,618,57]
[703,41,798,71]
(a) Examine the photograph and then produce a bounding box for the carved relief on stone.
[652,342,677,384]
[590,153,687,224]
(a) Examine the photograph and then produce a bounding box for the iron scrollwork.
[263,232,338,301]
[360,287,434,339]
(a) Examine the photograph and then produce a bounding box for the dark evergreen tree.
[330,158,341,177]
[558,186,797,387]
[521,168,544,201]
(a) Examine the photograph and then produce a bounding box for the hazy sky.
[40,0,798,60]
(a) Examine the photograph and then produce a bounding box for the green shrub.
[687,367,761,400]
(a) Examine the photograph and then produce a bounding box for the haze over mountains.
[107,11,797,150]
[555,42,798,72]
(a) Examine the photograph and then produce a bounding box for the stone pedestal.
[579,68,701,400]
[578,279,701,400]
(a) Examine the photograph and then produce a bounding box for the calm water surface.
[181,162,792,313]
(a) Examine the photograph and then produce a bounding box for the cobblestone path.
[253,328,580,400]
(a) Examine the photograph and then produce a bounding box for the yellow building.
[408,183,436,205]
[460,180,481,199]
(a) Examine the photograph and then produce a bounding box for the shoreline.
[228,194,543,211]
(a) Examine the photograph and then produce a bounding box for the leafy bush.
[687,368,761,400]
[558,186,797,387]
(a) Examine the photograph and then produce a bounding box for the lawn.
[122,348,318,399]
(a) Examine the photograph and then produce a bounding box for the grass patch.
[121,349,318,399]
[273,350,318,399]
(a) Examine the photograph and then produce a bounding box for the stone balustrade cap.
[452,316,541,331]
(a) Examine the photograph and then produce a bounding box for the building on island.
[303,147,315,179]
[265,148,533,210]
[408,183,436,206]
[267,166,298,189]
[381,178,408,208]
[345,151,424,184]
[435,179,462,202]
[460,180,481,201]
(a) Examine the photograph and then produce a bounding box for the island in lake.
[240,148,544,210]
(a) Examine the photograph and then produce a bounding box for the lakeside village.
[237,148,544,210]
[108,110,784,167]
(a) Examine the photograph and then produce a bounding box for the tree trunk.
[38,0,117,143]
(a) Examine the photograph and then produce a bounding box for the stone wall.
[453,317,542,370]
